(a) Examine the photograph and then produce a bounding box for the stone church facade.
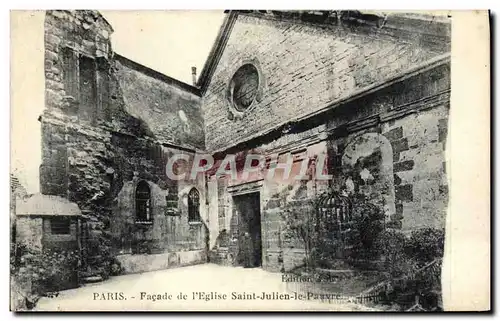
[39,10,450,277]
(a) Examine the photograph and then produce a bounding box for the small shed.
[15,194,82,252]
[15,194,83,291]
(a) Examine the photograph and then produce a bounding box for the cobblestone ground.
[35,264,379,311]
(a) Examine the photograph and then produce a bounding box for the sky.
[101,11,226,84]
[11,11,45,194]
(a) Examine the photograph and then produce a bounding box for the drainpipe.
[191,66,197,86]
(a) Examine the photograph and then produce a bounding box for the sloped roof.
[16,194,82,217]
[113,54,206,150]
[196,10,451,94]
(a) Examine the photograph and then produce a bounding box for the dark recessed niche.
[229,64,259,112]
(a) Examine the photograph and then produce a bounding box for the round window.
[229,64,260,112]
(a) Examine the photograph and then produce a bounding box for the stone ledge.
[116,250,207,274]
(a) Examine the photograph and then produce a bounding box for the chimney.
[191,66,197,86]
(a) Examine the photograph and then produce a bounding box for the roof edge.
[114,53,202,97]
[196,10,451,95]
[16,194,82,217]
[196,11,238,95]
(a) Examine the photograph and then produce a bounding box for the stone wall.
[41,10,208,276]
[326,63,450,231]
[382,106,449,230]
[116,249,206,274]
[15,217,43,251]
[208,61,450,272]
[42,217,79,251]
[113,56,204,150]
[41,10,450,277]
[110,148,209,256]
[202,13,450,152]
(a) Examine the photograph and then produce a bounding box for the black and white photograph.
[9,9,490,312]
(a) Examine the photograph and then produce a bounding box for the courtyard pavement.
[35,263,377,311]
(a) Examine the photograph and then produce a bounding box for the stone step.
[82,275,103,283]
[315,268,356,277]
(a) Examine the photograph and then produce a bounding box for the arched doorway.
[341,133,396,219]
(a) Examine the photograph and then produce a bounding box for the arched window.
[136,181,152,223]
[188,188,201,222]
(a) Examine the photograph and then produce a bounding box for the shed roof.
[16,194,82,217]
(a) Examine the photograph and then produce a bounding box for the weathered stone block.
[45,88,63,108]
[438,118,448,142]
[394,174,402,185]
[395,184,413,202]
[265,198,281,209]
[40,181,67,197]
[391,138,409,153]
[439,185,448,197]
[46,33,61,46]
[45,50,58,63]
[384,126,403,141]
[395,202,403,216]
[394,160,415,172]
[393,151,401,162]
[46,79,64,91]
[386,220,403,229]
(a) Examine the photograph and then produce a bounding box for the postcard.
[10,9,490,312]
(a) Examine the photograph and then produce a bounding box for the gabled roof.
[196,11,238,94]
[16,194,82,217]
[196,10,451,95]
[114,54,201,96]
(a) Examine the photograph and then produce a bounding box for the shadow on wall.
[108,68,158,139]
[112,58,205,149]
[341,133,396,220]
